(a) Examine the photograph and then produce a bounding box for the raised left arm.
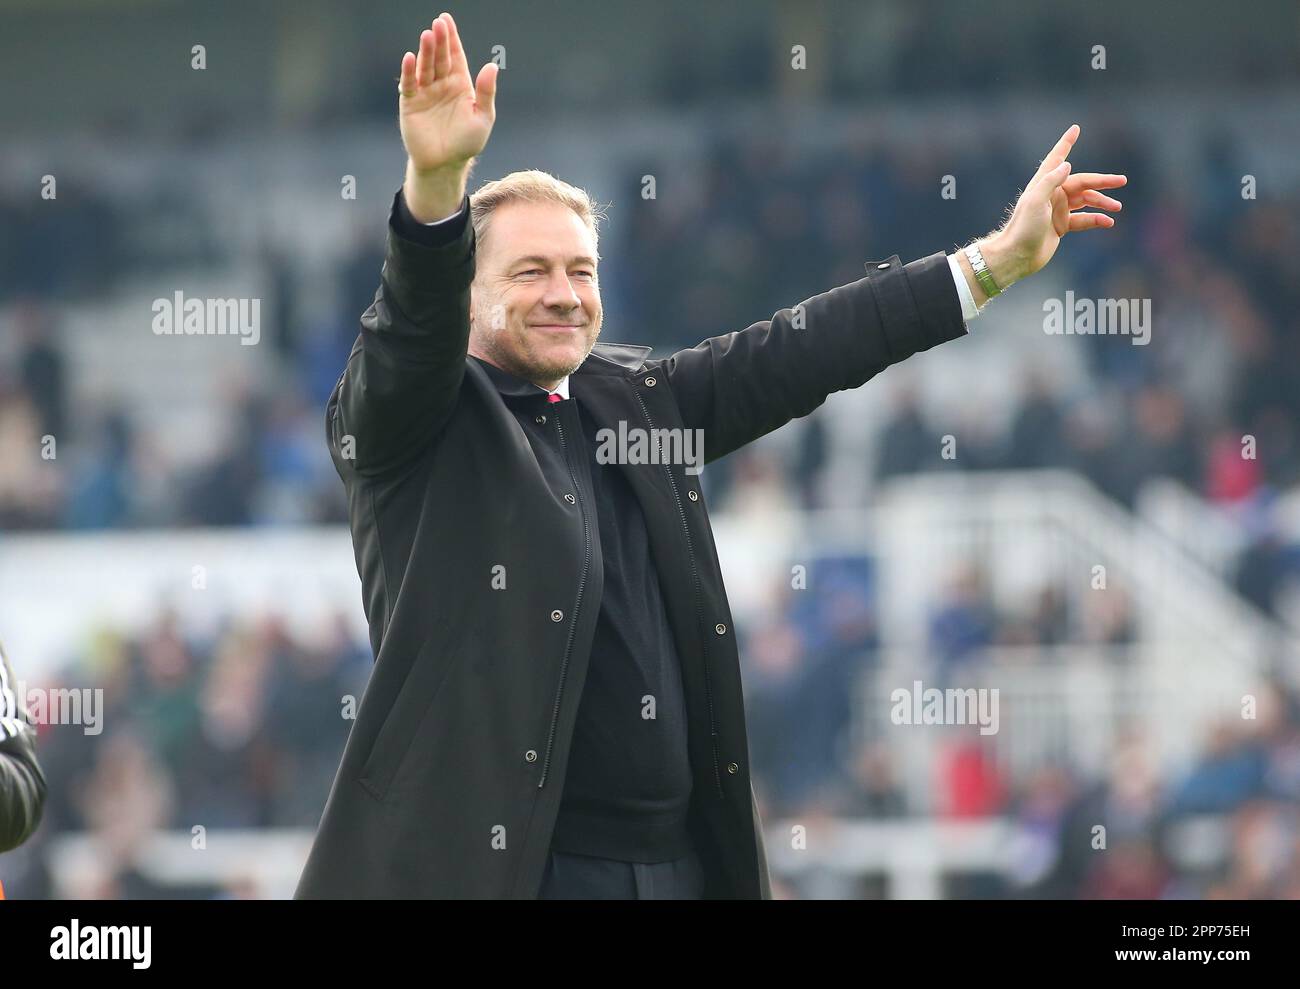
[663,124,1126,465]
[663,250,966,465]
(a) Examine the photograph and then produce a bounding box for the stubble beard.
[472,305,600,386]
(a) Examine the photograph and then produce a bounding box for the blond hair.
[469,169,607,259]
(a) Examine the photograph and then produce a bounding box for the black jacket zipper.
[538,409,591,789]
[633,384,725,800]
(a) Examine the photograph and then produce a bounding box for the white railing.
[765,818,1011,899]
[46,829,314,900]
[44,821,1009,900]
[857,471,1300,811]
[872,470,1289,666]
[1136,478,1250,580]
[855,647,1283,814]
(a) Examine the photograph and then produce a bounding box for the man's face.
[468,200,602,389]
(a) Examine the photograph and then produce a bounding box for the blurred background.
[3,0,1300,899]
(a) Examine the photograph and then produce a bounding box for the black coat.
[294,191,967,899]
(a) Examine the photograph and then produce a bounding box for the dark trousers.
[538,843,706,899]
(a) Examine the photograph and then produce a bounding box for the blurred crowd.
[3,558,1291,899]
[618,124,1300,624]
[0,610,369,899]
[4,82,1300,899]
[737,558,1300,900]
[4,122,1299,626]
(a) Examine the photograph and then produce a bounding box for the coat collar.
[470,342,653,398]
[470,356,556,399]
[582,341,653,374]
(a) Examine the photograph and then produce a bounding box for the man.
[1,641,47,900]
[295,12,1125,899]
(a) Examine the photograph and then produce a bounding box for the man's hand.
[399,12,499,222]
[966,124,1126,303]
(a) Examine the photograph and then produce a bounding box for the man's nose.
[541,271,582,309]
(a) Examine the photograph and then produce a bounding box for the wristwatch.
[963,243,1003,300]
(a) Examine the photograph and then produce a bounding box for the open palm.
[398,13,497,173]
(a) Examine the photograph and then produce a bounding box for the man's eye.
[574,271,594,279]
[519,269,543,276]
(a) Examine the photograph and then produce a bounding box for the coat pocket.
[359,629,469,803]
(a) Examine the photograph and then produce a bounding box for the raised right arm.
[328,12,498,478]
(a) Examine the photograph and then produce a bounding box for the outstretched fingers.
[441,12,471,81]
[1068,212,1116,232]
[432,15,452,80]
[414,28,435,88]
[1030,160,1071,206]
[399,50,418,96]
[1064,172,1127,210]
[1066,172,1127,191]
[405,15,471,96]
[476,61,499,117]
[1031,124,1081,187]
[1072,188,1123,212]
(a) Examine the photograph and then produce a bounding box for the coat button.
[551,609,564,622]
[644,376,657,387]
[564,493,576,504]
[535,414,547,424]
[715,623,727,635]
[877,262,890,269]
[525,750,538,763]
[727,762,739,774]
[687,490,699,502]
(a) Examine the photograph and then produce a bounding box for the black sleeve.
[0,648,46,853]
[662,252,967,464]
[392,187,470,248]
[326,187,477,479]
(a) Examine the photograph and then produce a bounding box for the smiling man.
[465,191,603,390]
[295,12,1126,899]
